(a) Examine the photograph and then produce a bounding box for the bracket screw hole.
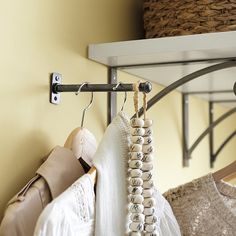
[54,96,57,101]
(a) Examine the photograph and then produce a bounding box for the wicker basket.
[143,0,236,38]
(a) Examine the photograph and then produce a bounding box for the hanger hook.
[81,92,93,128]
[113,82,127,111]
[75,82,88,95]
[119,82,127,111]
[75,82,94,128]
[121,91,127,111]
[113,82,121,91]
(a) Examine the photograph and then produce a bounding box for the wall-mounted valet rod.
[50,73,152,104]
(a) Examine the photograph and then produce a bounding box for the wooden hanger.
[88,166,97,183]
[64,83,97,185]
[213,160,236,182]
[64,127,97,185]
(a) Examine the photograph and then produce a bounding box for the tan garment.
[164,174,236,236]
[0,146,85,236]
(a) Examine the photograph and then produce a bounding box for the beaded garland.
[127,83,158,236]
[142,119,158,236]
[128,118,145,236]
[128,117,158,236]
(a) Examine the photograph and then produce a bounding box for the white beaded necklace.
[127,85,158,236]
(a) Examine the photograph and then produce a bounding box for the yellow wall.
[0,0,143,220]
[0,0,235,221]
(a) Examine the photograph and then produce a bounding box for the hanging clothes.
[34,112,180,236]
[0,146,85,236]
[93,112,131,236]
[28,112,129,236]
[164,173,236,236]
[34,174,95,236]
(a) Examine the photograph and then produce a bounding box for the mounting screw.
[50,73,62,105]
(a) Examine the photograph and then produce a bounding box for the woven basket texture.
[143,0,236,38]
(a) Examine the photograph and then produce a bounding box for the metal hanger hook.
[75,82,94,127]
[121,91,127,111]
[113,82,127,111]
[121,88,127,111]
[81,91,93,127]
[113,82,122,91]
[75,82,88,95]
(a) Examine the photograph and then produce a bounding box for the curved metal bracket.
[187,106,236,160]
[133,60,236,118]
[211,130,236,166]
[183,96,236,167]
[209,101,236,168]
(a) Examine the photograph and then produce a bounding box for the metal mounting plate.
[50,73,62,104]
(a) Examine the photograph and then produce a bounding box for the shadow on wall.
[25,0,144,58]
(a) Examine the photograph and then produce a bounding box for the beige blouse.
[164,173,236,236]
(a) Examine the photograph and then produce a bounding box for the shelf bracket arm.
[108,67,117,125]
[209,101,214,168]
[211,130,236,167]
[182,93,190,167]
[188,107,236,160]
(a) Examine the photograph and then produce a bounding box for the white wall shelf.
[89,31,236,66]
[89,31,236,104]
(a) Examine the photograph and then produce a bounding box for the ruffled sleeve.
[154,189,182,236]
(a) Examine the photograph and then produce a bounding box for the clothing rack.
[50,72,152,105]
[49,63,235,168]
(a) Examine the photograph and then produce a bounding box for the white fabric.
[93,112,131,236]
[34,174,95,236]
[93,112,181,236]
[153,189,182,236]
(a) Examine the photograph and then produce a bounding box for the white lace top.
[34,174,95,236]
